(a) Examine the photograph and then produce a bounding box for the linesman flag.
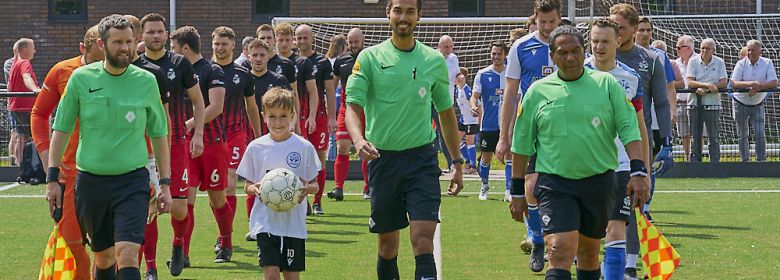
[38,183,76,280]
[636,208,681,280]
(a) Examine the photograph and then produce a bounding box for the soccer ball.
[259,168,303,212]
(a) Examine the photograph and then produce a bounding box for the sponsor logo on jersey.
[286,152,301,168]
[542,66,554,76]
[352,60,361,74]
[211,79,225,85]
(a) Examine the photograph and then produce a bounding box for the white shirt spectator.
[731,56,778,105]
[444,53,459,96]
[686,54,727,108]
[674,53,698,100]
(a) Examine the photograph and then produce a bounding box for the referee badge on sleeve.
[352,60,361,75]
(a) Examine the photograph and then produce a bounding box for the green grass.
[1,178,780,279]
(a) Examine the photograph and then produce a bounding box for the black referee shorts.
[75,167,149,252]
[368,143,441,234]
[534,170,616,239]
[610,171,632,222]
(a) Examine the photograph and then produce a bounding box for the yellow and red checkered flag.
[38,226,76,280]
[636,208,681,280]
[39,183,76,280]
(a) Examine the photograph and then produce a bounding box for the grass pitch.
[1,178,779,279]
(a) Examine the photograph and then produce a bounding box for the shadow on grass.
[664,233,719,240]
[307,219,365,227]
[650,210,691,215]
[189,259,258,272]
[657,222,750,231]
[308,229,364,236]
[320,213,369,219]
[307,237,357,245]
[306,249,326,258]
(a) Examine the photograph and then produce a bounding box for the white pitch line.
[0,182,21,192]
[4,189,780,199]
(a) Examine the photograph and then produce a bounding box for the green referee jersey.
[511,68,641,179]
[346,39,452,151]
[53,62,168,176]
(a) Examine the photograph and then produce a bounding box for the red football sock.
[171,214,187,247]
[246,194,256,218]
[313,169,326,204]
[213,203,234,249]
[334,154,350,189]
[142,216,158,270]
[226,195,237,220]
[362,160,369,192]
[183,204,195,256]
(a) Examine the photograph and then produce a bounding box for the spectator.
[233,36,254,65]
[435,35,459,172]
[730,39,778,162]
[738,46,748,60]
[527,14,538,33]
[652,40,684,90]
[509,28,527,42]
[674,35,698,161]
[7,38,40,165]
[3,41,18,84]
[686,38,727,162]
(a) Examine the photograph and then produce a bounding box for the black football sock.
[377,255,399,280]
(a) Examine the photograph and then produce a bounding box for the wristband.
[510,177,525,196]
[661,137,672,147]
[630,159,648,177]
[46,167,60,183]
[159,178,171,186]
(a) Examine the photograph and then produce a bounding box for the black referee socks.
[116,267,140,280]
[94,266,116,280]
[377,255,399,280]
[414,253,436,280]
[545,268,571,280]
[576,268,601,280]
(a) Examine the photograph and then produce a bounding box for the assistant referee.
[45,15,172,280]
[345,0,464,279]
[508,25,649,280]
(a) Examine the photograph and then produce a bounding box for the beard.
[105,48,130,69]
[391,21,415,38]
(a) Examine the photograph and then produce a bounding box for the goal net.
[275,12,780,161]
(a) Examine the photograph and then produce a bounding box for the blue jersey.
[474,65,506,132]
[506,31,556,98]
[649,47,676,83]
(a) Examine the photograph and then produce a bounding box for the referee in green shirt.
[45,15,172,280]
[345,0,464,279]
[509,26,649,280]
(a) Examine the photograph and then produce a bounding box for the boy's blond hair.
[262,87,297,113]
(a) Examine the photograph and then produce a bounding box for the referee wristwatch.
[452,158,465,165]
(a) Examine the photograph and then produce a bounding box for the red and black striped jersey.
[252,70,290,135]
[142,51,198,144]
[218,62,254,135]
[132,57,170,104]
[242,54,297,85]
[332,52,358,111]
[192,58,226,144]
[304,52,334,115]
[287,52,316,115]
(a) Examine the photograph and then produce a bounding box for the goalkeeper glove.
[654,137,674,177]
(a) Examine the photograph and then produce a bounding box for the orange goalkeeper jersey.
[31,56,83,180]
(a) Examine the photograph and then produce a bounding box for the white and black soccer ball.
[259,168,303,212]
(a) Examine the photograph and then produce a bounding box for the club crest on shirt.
[418,87,427,98]
[287,152,301,168]
[167,68,176,80]
[193,74,199,81]
[275,65,283,74]
[233,74,240,84]
[639,60,649,72]
[312,64,318,75]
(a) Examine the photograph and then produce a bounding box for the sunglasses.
[676,46,691,50]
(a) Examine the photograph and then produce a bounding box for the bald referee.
[509,25,649,280]
[346,0,464,279]
[45,15,171,280]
